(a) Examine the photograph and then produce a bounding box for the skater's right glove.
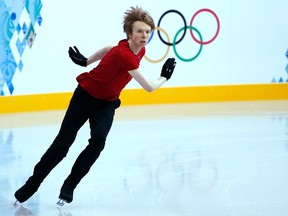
[68,46,87,67]
[161,58,176,81]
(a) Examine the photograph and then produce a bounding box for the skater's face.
[128,21,151,51]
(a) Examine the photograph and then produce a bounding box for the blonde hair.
[123,6,155,35]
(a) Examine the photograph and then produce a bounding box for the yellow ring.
[144,27,170,63]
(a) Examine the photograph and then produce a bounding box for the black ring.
[157,9,187,46]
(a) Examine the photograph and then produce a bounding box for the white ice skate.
[56,199,66,206]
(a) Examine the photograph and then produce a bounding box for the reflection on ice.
[0,112,288,215]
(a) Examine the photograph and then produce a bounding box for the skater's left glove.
[161,58,176,81]
[68,46,87,67]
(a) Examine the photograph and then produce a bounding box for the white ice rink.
[1,102,288,216]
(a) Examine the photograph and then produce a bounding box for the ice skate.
[56,199,66,206]
[14,182,39,203]
[58,184,74,205]
[14,200,20,208]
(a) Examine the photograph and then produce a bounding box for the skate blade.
[57,199,66,206]
[14,200,21,208]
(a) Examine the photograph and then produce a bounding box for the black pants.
[26,85,120,190]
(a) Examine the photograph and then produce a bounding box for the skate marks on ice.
[13,201,35,216]
[12,199,73,216]
[13,203,73,216]
[0,107,288,215]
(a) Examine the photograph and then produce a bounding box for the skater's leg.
[15,86,92,203]
[58,137,106,203]
[59,99,120,203]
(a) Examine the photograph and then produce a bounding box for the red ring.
[189,8,220,45]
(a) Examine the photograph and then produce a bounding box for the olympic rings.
[144,8,220,63]
[190,8,220,45]
[157,9,187,46]
[173,26,203,62]
[144,27,170,63]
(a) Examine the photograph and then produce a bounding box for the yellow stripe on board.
[0,84,287,114]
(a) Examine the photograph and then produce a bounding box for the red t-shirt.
[76,39,145,101]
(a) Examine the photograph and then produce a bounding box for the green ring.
[173,26,203,62]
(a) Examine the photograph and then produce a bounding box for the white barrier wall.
[1,0,288,96]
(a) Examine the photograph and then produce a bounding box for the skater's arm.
[128,57,176,92]
[69,45,113,67]
[87,45,113,66]
[128,69,167,92]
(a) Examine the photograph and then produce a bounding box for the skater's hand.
[161,58,176,81]
[68,46,87,67]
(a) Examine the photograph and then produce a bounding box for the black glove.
[161,58,176,80]
[68,46,87,67]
